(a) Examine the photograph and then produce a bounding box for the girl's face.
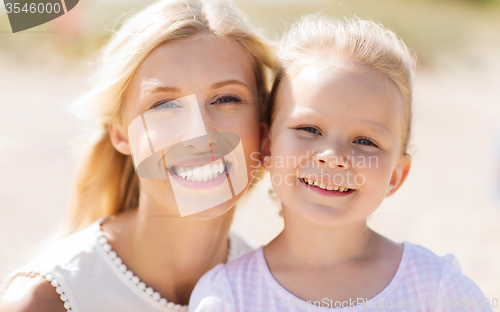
[110,35,261,218]
[262,64,411,228]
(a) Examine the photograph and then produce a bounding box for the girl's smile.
[299,177,355,196]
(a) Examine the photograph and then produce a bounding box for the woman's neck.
[101,197,235,305]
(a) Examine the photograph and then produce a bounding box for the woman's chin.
[182,196,240,220]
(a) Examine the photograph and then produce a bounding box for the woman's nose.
[180,104,222,151]
[312,147,351,170]
[180,107,210,150]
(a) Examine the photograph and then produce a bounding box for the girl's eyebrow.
[358,120,392,140]
[289,110,392,140]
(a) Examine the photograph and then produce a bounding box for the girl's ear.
[386,153,411,197]
[259,122,272,170]
[108,123,132,156]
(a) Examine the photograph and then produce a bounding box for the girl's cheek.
[360,154,394,183]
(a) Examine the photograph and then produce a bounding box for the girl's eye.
[151,100,182,110]
[354,137,377,147]
[212,96,242,105]
[299,126,321,135]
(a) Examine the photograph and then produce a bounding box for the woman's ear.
[108,123,132,156]
[259,122,272,170]
[386,153,412,197]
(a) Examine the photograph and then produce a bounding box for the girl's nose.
[312,148,351,170]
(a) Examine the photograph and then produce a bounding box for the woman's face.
[114,35,261,218]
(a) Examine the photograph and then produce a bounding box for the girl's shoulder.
[404,241,466,280]
[402,242,489,305]
[189,247,263,312]
[226,232,259,262]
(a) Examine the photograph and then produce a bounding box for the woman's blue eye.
[354,138,375,146]
[300,127,321,135]
[152,100,182,110]
[212,96,241,105]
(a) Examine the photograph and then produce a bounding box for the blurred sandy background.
[1,0,499,304]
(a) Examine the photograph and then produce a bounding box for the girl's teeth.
[218,163,224,173]
[303,179,350,192]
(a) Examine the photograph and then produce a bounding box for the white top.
[189,242,493,312]
[3,217,255,312]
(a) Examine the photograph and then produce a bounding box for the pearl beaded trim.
[39,271,73,311]
[95,219,233,311]
[95,229,188,311]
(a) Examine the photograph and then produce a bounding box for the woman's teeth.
[174,161,227,182]
[301,178,351,192]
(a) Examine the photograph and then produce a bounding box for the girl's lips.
[299,178,355,197]
[168,161,232,189]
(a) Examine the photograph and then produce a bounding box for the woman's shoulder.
[0,274,66,312]
[0,218,105,311]
[8,218,103,276]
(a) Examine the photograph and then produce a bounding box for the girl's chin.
[282,201,352,227]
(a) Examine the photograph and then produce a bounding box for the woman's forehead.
[128,36,256,95]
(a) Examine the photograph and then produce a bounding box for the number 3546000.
[5,2,61,14]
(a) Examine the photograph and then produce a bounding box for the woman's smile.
[167,158,232,189]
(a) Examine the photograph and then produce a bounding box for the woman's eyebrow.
[210,79,250,90]
[140,79,181,99]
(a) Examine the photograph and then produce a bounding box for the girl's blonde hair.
[264,14,416,153]
[67,0,274,233]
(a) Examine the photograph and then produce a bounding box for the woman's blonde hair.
[67,0,275,233]
[264,14,416,153]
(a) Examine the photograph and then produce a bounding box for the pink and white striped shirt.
[189,242,493,312]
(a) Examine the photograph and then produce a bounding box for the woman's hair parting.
[264,14,416,153]
[66,0,275,233]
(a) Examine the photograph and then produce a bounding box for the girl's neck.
[101,196,234,305]
[266,206,379,268]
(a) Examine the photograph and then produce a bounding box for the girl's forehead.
[276,64,404,139]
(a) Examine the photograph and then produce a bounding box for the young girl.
[188,15,492,312]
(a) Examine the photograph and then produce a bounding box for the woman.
[0,0,274,311]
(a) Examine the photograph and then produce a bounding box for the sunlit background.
[1,0,499,302]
